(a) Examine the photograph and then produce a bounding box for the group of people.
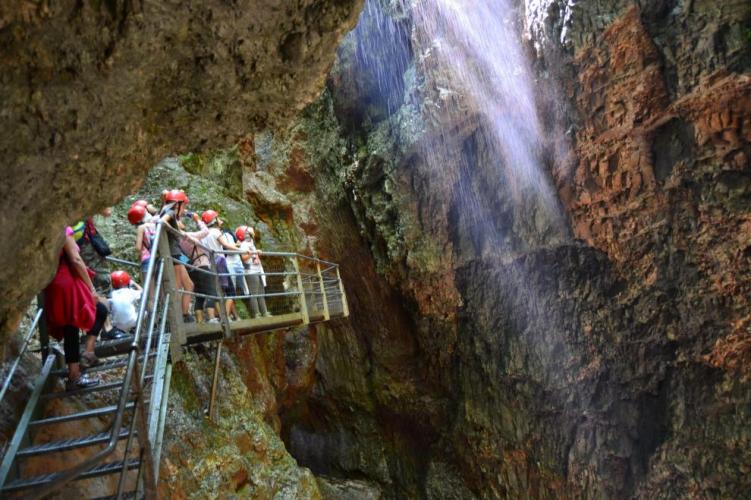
[126,189,271,324]
[43,188,269,391]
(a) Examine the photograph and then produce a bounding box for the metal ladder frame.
[0,221,173,498]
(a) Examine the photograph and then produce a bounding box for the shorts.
[141,259,150,274]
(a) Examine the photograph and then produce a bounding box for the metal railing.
[159,222,349,420]
[30,221,170,499]
[0,309,43,409]
[1,218,349,496]
[159,222,349,336]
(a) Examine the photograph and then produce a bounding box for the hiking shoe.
[254,313,263,319]
[207,318,221,324]
[263,311,273,317]
[66,374,100,391]
[80,351,101,369]
[101,328,130,341]
[183,314,196,323]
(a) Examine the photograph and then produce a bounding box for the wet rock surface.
[259,0,751,498]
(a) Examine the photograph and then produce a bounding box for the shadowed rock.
[0,0,364,334]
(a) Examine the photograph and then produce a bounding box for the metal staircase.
[0,220,349,498]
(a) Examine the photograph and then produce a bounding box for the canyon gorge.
[1,0,750,498]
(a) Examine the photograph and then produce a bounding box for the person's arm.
[182,214,209,240]
[135,225,145,253]
[130,281,143,292]
[217,233,239,251]
[63,235,96,295]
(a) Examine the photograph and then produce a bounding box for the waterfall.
[410,0,557,205]
[345,0,568,256]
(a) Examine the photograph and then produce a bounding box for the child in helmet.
[107,270,143,338]
[200,210,244,320]
[236,225,271,318]
[128,203,157,280]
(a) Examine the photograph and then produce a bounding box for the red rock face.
[274,2,751,497]
[560,6,751,361]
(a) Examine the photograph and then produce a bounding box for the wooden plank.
[336,267,350,318]
[292,257,309,325]
[316,262,330,322]
[183,312,305,340]
[157,225,184,362]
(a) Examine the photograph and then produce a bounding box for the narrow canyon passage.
[0,0,750,498]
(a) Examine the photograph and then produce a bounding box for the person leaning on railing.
[236,225,271,319]
[179,212,220,323]
[43,226,109,390]
[159,189,196,323]
[201,210,243,321]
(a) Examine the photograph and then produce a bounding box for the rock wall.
[253,0,751,498]
[0,0,363,335]
[2,0,750,497]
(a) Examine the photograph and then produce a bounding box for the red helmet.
[164,189,188,204]
[111,270,131,289]
[202,210,219,225]
[235,225,250,242]
[127,205,147,225]
[132,199,149,208]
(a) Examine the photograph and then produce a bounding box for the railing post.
[336,266,349,317]
[292,256,309,325]
[36,294,49,366]
[208,340,222,423]
[157,225,184,362]
[316,262,330,321]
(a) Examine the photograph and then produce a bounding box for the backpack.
[71,220,86,243]
[71,218,111,256]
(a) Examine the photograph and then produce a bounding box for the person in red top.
[44,227,109,390]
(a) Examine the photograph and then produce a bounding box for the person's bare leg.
[68,362,81,381]
[175,265,194,315]
[85,334,96,353]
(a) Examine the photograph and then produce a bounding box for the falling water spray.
[411,0,559,208]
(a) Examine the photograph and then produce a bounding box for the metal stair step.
[29,399,149,428]
[51,351,158,378]
[41,375,154,401]
[16,428,131,458]
[1,458,140,493]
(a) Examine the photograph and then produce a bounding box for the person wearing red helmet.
[237,226,270,318]
[131,199,158,219]
[201,210,219,226]
[179,212,221,323]
[129,204,157,278]
[127,204,147,225]
[200,210,244,320]
[159,189,195,322]
[108,270,143,336]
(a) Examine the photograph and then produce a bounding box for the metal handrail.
[0,309,43,406]
[32,220,166,499]
[161,222,340,271]
[177,290,303,303]
[106,255,141,268]
[4,215,349,497]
